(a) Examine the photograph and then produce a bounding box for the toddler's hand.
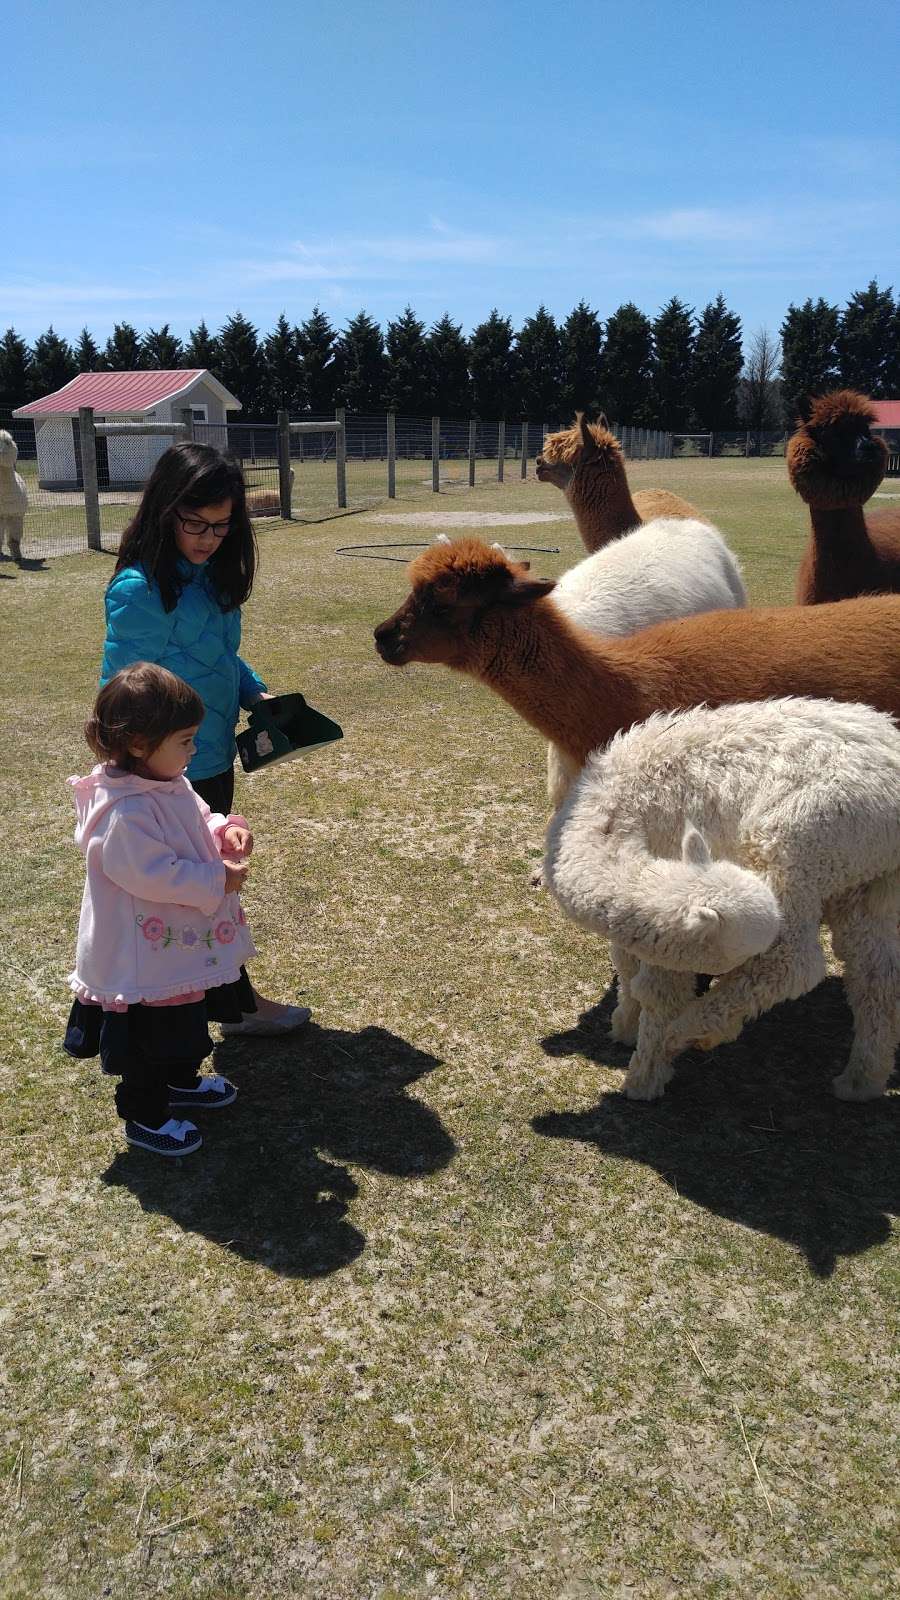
[224,860,250,893]
[223,824,254,858]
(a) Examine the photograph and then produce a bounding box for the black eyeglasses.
[176,511,232,540]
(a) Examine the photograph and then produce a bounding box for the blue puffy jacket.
[100,558,267,781]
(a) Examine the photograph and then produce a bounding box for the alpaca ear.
[684,905,719,934]
[577,412,599,459]
[682,824,712,866]
[796,393,815,424]
[506,574,557,606]
[433,532,452,545]
[597,412,609,430]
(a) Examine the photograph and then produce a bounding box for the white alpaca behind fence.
[0,431,27,562]
[543,697,900,1102]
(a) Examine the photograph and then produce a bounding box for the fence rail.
[3,408,787,561]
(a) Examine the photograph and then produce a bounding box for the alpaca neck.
[568,463,642,552]
[472,601,645,764]
[808,503,873,548]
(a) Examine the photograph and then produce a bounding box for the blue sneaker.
[124,1118,202,1156]
[168,1074,237,1110]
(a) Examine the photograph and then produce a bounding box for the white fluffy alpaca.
[543,697,900,1103]
[545,517,746,810]
[0,431,27,562]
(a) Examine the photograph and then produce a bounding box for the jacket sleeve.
[238,655,267,708]
[101,803,226,915]
[101,569,176,683]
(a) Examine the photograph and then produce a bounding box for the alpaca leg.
[9,515,22,562]
[664,919,826,1056]
[609,943,641,1045]
[624,965,696,1100]
[829,886,900,1100]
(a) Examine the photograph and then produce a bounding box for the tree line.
[1,281,897,429]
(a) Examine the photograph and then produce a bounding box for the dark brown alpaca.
[787,390,900,604]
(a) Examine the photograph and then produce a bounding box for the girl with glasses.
[99,442,309,1036]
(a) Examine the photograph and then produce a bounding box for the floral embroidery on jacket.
[136,913,238,950]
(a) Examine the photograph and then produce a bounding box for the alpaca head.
[373,537,556,669]
[786,390,887,509]
[545,820,782,974]
[0,431,19,468]
[536,413,621,497]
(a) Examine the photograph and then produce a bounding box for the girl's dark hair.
[85,663,204,771]
[113,442,257,612]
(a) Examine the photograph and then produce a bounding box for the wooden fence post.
[497,421,505,482]
[277,409,292,519]
[180,407,195,442]
[432,416,440,493]
[387,412,396,498]
[335,408,347,508]
[468,419,476,487]
[79,406,102,552]
[520,420,528,479]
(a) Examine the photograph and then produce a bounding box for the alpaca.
[545,518,746,809]
[0,431,27,562]
[787,390,900,603]
[373,540,900,780]
[543,697,900,1101]
[536,414,698,553]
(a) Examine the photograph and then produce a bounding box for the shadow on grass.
[535,978,900,1277]
[0,553,46,573]
[102,1022,454,1278]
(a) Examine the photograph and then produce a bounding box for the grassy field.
[2,460,898,1599]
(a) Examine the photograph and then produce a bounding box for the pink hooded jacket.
[68,765,257,1009]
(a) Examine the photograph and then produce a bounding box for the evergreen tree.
[141,324,183,368]
[335,311,387,412]
[689,294,742,430]
[296,305,338,413]
[75,328,101,372]
[102,322,143,369]
[837,280,896,397]
[779,297,840,424]
[217,312,265,417]
[469,310,517,418]
[651,297,695,430]
[184,320,221,373]
[262,313,305,414]
[515,305,563,418]
[424,314,471,415]
[30,326,77,396]
[385,306,430,413]
[598,302,654,424]
[559,301,603,421]
[0,328,33,411]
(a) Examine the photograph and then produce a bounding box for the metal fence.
[4,408,679,560]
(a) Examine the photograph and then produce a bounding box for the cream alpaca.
[536,414,697,552]
[544,698,900,1102]
[0,431,27,562]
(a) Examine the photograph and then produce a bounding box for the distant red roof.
[872,401,900,429]
[13,369,239,417]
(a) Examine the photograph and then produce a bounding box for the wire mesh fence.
[3,407,700,560]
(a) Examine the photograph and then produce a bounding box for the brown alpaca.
[535,413,698,553]
[787,390,900,604]
[373,539,900,766]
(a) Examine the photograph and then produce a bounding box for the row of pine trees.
[1,282,897,429]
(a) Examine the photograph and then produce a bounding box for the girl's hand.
[223,824,254,858]
[224,861,250,893]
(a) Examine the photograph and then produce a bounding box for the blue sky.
[4,0,899,348]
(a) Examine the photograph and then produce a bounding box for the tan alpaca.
[535,413,697,552]
[787,390,900,604]
[373,538,900,769]
[0,431,27,562]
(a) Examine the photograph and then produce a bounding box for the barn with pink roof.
[13,369,241,489]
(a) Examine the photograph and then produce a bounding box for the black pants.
[65,998,214,1127]
[191,767,235,814]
